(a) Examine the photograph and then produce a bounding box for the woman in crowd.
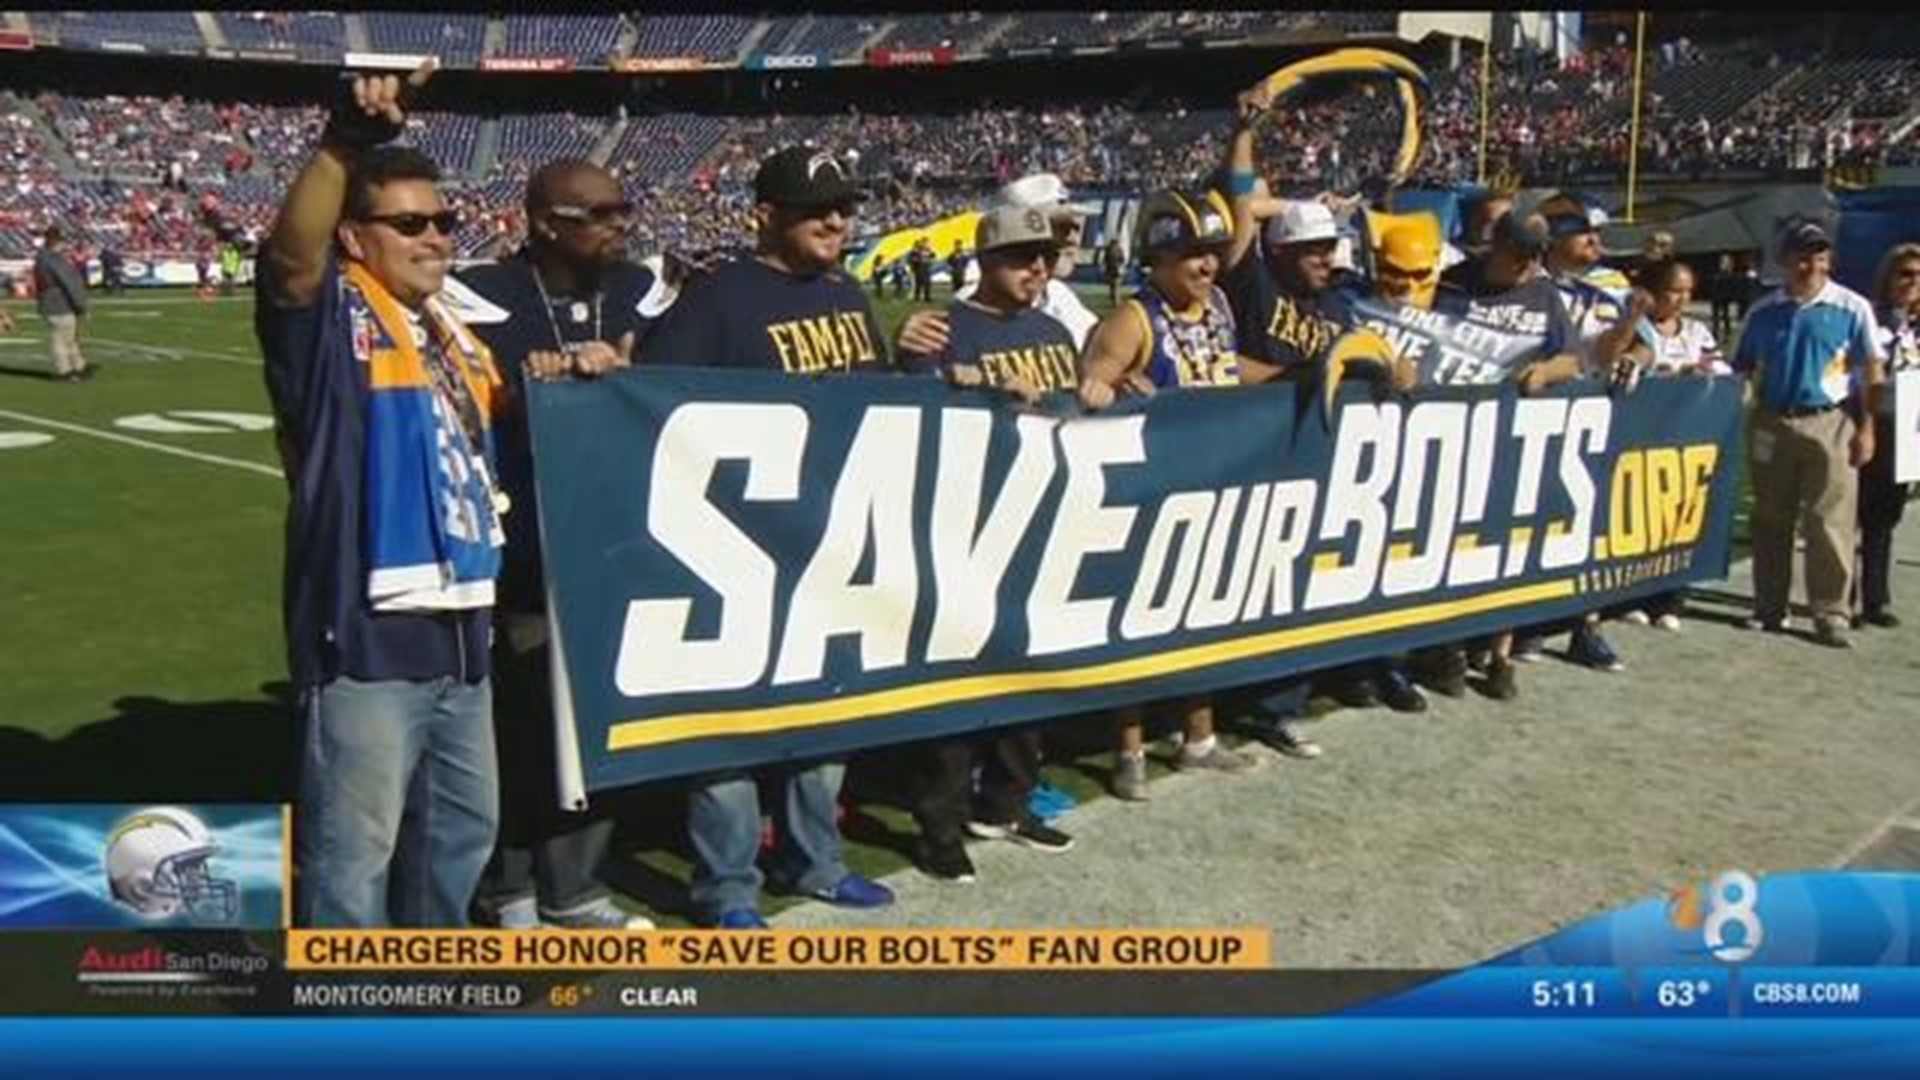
[1855,243,1920,627]
[1602,256,1726,630]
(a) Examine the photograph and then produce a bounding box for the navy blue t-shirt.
[1222,253,1353,372]
[447,256,661,616]
[643,255,890,373]
[1434,261,1577,365]
[903,300,1079,394]
[255,255,491,690]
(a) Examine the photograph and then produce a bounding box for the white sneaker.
[1654,613,1682,631]
[541,898,656,930]
[1176,740,1258,773]
[1621,609,1651,626]
[493,897,540,930]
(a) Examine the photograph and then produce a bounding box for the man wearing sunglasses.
[895,203,1083,883]
[438,158,664,931]
[899,172,1102,360]
[641,144,896,928]
[256,64,507,928]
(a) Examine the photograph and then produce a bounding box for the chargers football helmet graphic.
[103,807,239,923]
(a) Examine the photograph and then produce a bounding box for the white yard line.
[0,409,283,479]
[1829,796,1920,869]
[72,337,262,366]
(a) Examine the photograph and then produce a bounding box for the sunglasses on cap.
[548,201,636,226]
[358,210,462,238]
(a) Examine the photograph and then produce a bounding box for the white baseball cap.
[1264,199,1340,247]
[996,172,1099,220]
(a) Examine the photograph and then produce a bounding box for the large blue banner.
[531,372,1744,791]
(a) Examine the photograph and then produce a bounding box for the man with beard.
[438,158,660,930]
[640,145,897,927]
[1506,192,1632,673]
[1433,210,1584,699]
[1215,89,1420,733]
[899,173,1102,359]
[896,203,1081,882]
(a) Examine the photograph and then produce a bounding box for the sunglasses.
[359,211,461,238]
[549,201,636,226]
[991,243,1060,266]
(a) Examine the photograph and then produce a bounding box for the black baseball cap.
[1490,210,1550,259]
[753,145,866,210]
[1779,219,1832,258]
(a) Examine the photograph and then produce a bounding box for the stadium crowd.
[6,31,1920,269]
[166,54,1913,937]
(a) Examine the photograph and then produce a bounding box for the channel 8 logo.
[1666,870,1763,962]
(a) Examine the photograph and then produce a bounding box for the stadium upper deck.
[4,13,1917,263]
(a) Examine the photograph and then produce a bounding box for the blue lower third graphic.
[3,1019,1920,1078]
[0,804,286,930]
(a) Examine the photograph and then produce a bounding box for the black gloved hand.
[322,64,435,150]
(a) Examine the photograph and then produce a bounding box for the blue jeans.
[296,676,499,928]
[687,762,848,921]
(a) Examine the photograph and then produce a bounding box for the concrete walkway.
[772,523,1920,968]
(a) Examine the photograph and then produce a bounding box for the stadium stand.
[994,11,1154,50]
[399,112,483,178]
[626,14,757,61]
[756,15,885,60]
[39,94,242,182]
[499,13,623,62]
[604,113,733,185]
[30,10,207,53]
[870,12,1006,53]
[493,113,611,180]
[12,26,1920,264]
[214,12,346,61]
[361,12,488,67]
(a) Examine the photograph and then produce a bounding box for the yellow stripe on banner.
[1595,538,1610,560]
[1388,542,1416,562]
[606,578,1579,751]
[1453,535,1480,553]
[1546,520,1569,538]
[1508,526,1534,552]
[1312,551,1345,573]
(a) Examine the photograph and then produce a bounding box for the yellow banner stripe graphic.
[606,578,1577,751]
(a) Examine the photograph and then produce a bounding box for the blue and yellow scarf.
[345,261,505,612]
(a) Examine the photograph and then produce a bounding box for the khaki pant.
[45,314,85,377]
[1748,407,1858,623]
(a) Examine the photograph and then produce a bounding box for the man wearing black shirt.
[898,203,1080,882]
[1433,211,1583,699]
[909,237,936,303]
[441,159,661,930]
[641,145,896,928]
